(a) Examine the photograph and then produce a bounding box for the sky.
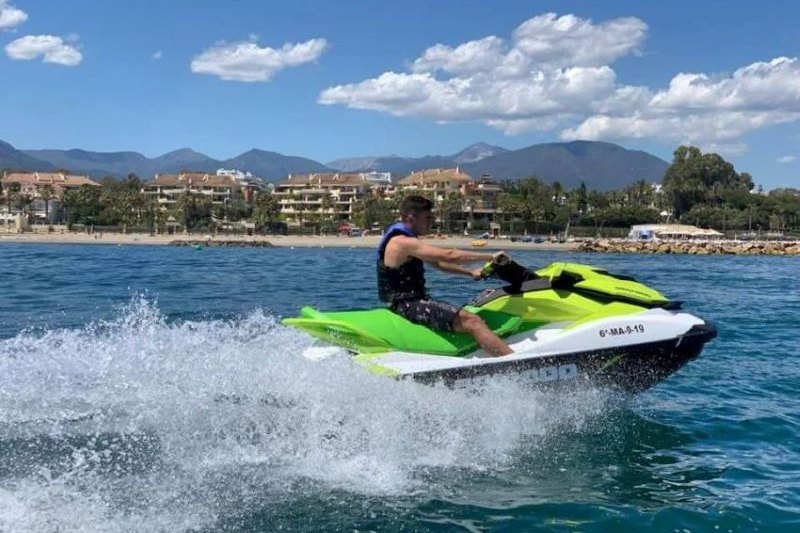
[1,0,799,189]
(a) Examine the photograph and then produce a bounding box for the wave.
[0,297,616,532]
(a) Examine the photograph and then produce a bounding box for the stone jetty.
[170,239,274,248]
[578,240,800,256]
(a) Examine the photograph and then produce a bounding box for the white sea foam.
[0,297,611,532]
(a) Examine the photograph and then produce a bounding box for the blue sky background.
[1,0,798,189]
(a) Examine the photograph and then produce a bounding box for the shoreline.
[0,232,579,251]
[2,231,798,254]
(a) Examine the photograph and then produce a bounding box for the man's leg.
[453,310,513,357]
[392,300,513,357]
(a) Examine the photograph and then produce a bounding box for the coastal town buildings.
[215,168,267,203]
[1,166,499,232]
[395,168,500,228]
[273,172,387,224]
[394,167,473,198]
[464,174,502,220]
[141,172,246,209]
[1,171,100,228]
[273,168,501,227]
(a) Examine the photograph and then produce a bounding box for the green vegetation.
[251,191,281,229]
[5,145,798,235]
[493,146,799,235]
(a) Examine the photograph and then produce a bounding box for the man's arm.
[432,261,482,280]
[394,236,495,265]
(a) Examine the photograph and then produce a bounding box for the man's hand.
[492,251,510,265]
[471,267,484,281]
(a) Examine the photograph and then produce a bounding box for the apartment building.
[272,168,499,228]
[273,172,390,224]
[215,168,266,203]
[394,168,474,201]
[464,174,502,218]
[1,171,100,222]
[141,172,242,208]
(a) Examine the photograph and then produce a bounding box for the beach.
[0,230,580,251]
[3,231,798,254]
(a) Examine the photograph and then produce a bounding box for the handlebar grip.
[480,261,495,279]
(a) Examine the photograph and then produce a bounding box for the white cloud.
[412,36,505,76]
[152,50,162,60]
[512,13,647,67]
[320,13,647,131]
[5,35,82,66]
[0,0,27,30]
[650,57,800,111]
[562,57,800,152]
[191,37,327,82]
[319,12,800,153]
[777,155,796,163]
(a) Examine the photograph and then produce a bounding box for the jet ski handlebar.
[480,255,539,285]
[479,252,509,279]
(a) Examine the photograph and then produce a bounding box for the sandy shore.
[0,231,580,251]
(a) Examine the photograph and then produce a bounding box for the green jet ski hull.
[282,262,716,392]
[284,305,528,356]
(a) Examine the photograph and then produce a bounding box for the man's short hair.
[400,195,433,218]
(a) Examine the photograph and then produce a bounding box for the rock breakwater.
[578,240,800,255]
[170,239,274,248]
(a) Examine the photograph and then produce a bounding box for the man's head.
[399,195,434,235]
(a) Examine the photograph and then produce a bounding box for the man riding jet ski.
[376,195,514,356]
[283,196,717,392]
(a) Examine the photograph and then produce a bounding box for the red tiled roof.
[397,168,473,186]
[145,173,240,189]
[279,173,372,187]
[2,171,99,187]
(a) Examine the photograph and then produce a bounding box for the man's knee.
[453,310,486,333]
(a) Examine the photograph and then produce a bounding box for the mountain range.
[0,139,669,191]
[16,145,329,182]
[326,142,509,174]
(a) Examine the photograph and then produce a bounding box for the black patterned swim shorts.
[391,299,462,332]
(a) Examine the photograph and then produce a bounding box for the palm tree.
[320,192,336,218]
[18,194,35,224]
[437,192,463,233]
[251,191,282,230]
[39,184,56,224]
[6,182,20,215]
[497,193,521,235]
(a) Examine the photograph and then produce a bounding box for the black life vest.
[376,222,427,303]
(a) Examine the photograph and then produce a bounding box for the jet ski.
[282,260,716,392]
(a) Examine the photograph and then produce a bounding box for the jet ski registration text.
[598,324,645,338]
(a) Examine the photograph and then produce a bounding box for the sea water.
[0,244,797,532]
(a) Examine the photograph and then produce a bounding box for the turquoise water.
[0,244,797,532]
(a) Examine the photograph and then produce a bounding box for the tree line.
[350,146,799,235]
[490,145,798,235]
[2,146,798,235]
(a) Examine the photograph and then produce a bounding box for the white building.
[628,224,723,241]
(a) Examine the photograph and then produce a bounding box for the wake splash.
[0,297,614,532]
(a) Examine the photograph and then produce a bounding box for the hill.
[5,139,668,190]
[461,141,669,190]
[0,140,56,172]
[17,145,332,182]
[328,141,667,190]
[327,142,506,176]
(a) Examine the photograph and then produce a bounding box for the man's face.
[410,210,433,235]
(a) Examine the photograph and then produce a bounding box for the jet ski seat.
[284,306,523,356]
